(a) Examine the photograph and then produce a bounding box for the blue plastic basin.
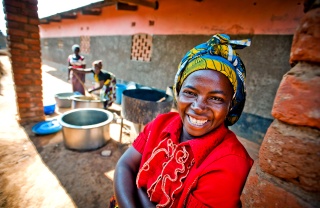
[44,103,56,115]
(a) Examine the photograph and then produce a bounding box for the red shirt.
[133,112,253,208]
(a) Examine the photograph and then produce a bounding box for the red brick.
[30,32,40,39]
[290,8,320,64]
[12,73,25,80]
[9,41,28,50]
[25,50,41,57]
[4,5,21,17]
[14,79,33,85]
[24,24,39,33]
[29,18,39,25]
[11,56,30,63]
[33,69,42,74]
[29,45,41,51]
[34,92,42,97]
[27,0,38,6]
[26,3,38,11]
[33,80,42,86]
[3,0,25,8]
[17,92,32,97]
[10,49,23,56]
[26,63,41,69]
[25,86,42,92]
[272,63,320,129]
[24,38,40,45]
[241,163,313,208]
[17,102,34,108]
[11,61,30,69]
[13,69,32,74]
[17,97,26,103]
[31,58,41,63]
[6,21,25,30]
[26,10,38,19]
[7,35,24,43]
[5,13,28,23]
[7,29,28,37]
[30,72,42,80]
[259,120,320,192]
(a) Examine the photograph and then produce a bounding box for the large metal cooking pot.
[122,89,173,125]
[72,96,104,109]
[59,108,113,151]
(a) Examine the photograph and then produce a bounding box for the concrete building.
[39,0,304,144]
[2,0,319,207]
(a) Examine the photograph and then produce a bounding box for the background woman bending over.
[70,60,116,109]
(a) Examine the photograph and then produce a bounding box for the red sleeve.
[186,155,253,208]
[132,120,155,154]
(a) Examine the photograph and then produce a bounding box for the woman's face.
[74,47,80,55]
[177,70,234,138]
[94,62,102,74]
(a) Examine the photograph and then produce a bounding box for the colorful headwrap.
[173,34,251,126]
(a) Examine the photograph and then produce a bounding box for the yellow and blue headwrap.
[173,34,251,126]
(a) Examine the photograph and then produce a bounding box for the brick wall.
[241,3,320,207]
[3,0,44,124]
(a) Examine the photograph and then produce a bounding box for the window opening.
[131,34,152,62]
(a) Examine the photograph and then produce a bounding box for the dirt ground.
[0,56,132,208]
[0,55,259,208]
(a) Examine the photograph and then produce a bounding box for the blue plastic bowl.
[44,103,56,115]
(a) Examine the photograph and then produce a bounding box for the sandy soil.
[0,56,131,208]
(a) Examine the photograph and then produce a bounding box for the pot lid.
[32,119,62,135]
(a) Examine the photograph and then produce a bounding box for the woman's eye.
[183,90,196,97]
[209,96,223,102]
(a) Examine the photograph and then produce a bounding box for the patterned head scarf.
[173,34,251,126]
[72,44,80,52]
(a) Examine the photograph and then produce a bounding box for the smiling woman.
[113,34,254,208]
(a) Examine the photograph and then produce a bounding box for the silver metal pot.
[55,92,82,108]
[72,96,104,109]
[59,108,114,151]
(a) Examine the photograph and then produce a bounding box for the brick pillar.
[241,2,320,207]
[3,0,44,124]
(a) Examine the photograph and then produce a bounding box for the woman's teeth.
[189,116,207,126]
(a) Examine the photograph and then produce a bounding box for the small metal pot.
[59,108,114,151]
[55,92,82,108]
[72,96,104,109]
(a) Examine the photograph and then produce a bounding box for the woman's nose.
[191,97,206,111]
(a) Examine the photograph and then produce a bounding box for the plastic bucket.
[115,84,127,104]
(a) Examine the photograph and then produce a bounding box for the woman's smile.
[187,115,208,126]
[177,69,234,138]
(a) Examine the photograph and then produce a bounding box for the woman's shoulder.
[204,130,253,165]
